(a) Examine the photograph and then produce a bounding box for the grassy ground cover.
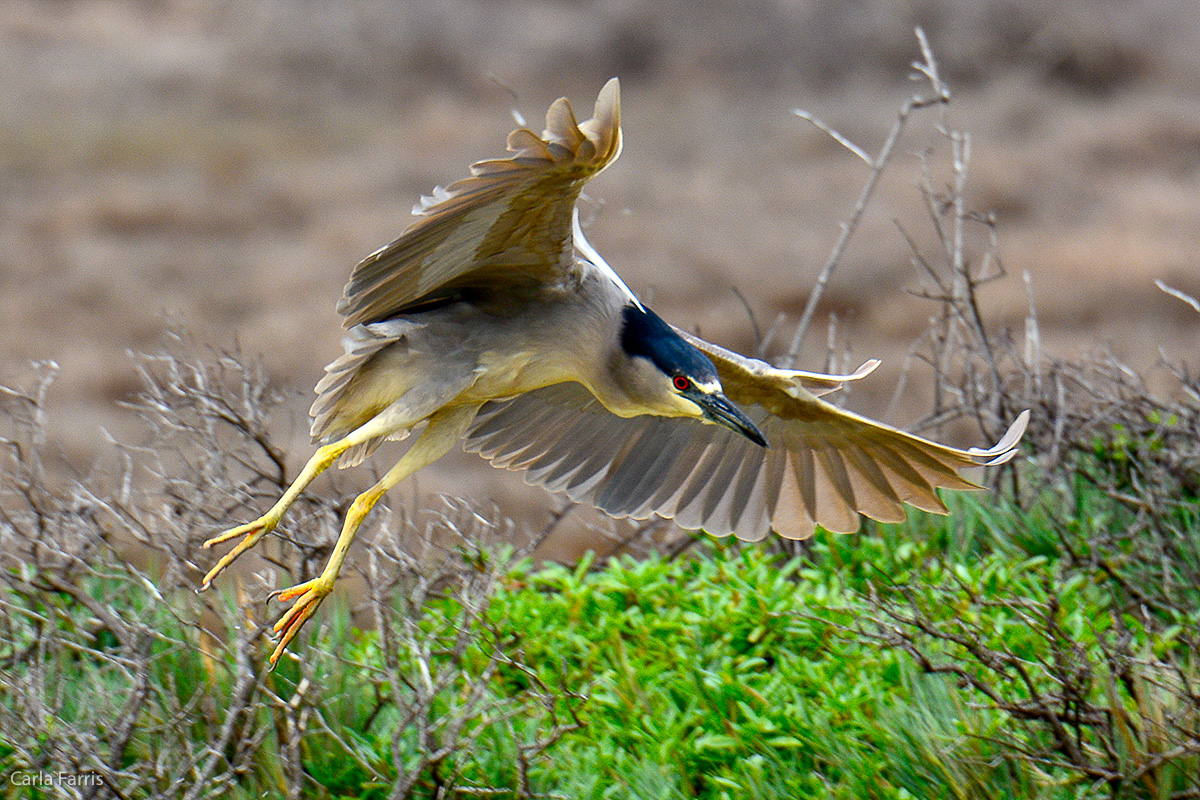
[4,478,1196,799]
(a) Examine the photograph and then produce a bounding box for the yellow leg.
[267,404,480,666]
[200,440,353,590]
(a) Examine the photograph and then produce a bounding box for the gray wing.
[464,382,780,538]
[337,78,622,327]
[463,376,1027,542]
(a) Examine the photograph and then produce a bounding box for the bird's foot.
[200,514,279,590]
[268,573,335,666]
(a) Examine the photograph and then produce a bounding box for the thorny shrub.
[786,36,1200,800]
[0,347,583,800]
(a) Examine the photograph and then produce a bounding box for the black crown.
[619,304,718,383]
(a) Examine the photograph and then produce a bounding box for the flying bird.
[201,78,1028,665]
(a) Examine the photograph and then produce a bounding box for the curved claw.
[200,517,277,590]
[268,576,333,667]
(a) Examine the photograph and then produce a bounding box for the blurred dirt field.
[5,0,1200,553]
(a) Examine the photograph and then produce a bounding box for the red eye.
[673,375,690,391]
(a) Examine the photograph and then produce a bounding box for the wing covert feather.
[674,326,881,398]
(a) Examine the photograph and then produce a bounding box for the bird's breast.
[457,346,579,404]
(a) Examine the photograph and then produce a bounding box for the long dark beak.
[695,392,768,447]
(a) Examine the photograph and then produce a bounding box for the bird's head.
[615,305,767,447]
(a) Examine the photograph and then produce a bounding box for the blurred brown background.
[5,0,1200,549]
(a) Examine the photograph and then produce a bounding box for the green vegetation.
[4,477,1197,799]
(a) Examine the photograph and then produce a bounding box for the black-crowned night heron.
[202,78,1028,665]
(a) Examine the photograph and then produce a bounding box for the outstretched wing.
[463,340,1028,541]
[337,78,623,327]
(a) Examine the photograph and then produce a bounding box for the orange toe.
[274,582,312,604]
